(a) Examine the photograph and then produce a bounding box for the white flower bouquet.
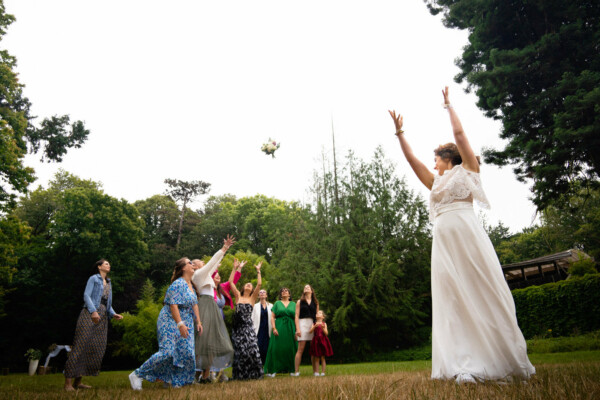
[261,138,280,158]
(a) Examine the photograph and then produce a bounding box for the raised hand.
[442,86,450,105]
[388,110,404,136]
[222,235,236,252]
[238,260,248,271]
[233,258,240,269]
[255,261,262,272]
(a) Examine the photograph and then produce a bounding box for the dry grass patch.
[1,360,599,399]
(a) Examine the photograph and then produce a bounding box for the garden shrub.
[512,274,600,338]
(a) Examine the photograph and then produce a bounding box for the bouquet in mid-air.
[261,138,280,158]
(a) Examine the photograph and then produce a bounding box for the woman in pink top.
[209,259,246,381]
[212,259,247,318]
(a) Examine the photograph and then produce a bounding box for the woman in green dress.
[264,288,297,376]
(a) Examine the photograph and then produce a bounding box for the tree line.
[1,0,599,369]
[2,146,599,369]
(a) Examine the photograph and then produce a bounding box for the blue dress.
[135,278,197,387]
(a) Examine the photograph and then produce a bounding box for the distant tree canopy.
[425,0,600,209]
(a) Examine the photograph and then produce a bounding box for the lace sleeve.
[463,168,491,210]
[429,165,490,222]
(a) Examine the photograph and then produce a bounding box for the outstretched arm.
[442,87,479,173]
[388,110,434,190]
[249,262,262,304]
[192,235,236,289]
[228,267,240,301]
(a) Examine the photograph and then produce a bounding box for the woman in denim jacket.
[64,259,123,391]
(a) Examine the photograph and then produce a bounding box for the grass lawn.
[1,351,599,399]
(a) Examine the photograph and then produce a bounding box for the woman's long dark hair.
[300,284,319,307]
[94,259,110,282]
[94,258,107,272]
[171,258,188,283]
[215,279,227,298]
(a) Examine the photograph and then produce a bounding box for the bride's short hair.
[434,143,481,165]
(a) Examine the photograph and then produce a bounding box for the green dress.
[264,300,297,374]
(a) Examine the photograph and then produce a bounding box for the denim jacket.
[83,274,115,318]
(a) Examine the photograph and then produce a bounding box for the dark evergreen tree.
[425,0,600,209]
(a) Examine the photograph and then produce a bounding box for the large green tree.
[0,2,89,212]
[273,148,432,358]
[1,173,148,367]
[426,0,600,209]
[134,194,200,285]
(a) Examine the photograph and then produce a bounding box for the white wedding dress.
[430,165,535,381]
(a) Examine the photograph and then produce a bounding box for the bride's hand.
[442,86,450,105]
[388,110,403,135]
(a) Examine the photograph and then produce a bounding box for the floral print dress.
[135,278,198,387]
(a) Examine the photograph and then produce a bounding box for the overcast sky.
[4,0,538,232]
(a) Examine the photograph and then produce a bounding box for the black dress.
[257,305,270,364]
[232,303,264,380]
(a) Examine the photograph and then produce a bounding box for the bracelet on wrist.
[443,103,453,109]
[177,321,185,328]
[395,129,404,136]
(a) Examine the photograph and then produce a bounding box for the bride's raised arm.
[442,87,480,173]
[388,110,434,190]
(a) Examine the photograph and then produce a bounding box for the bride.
[389,87,535,383]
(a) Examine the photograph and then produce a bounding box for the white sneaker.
[455,373,477,384]
[266,373,276,378]
[314,372,320,376]
[320,372,325,376]
[129,371,142,390]
[290,372,300,377]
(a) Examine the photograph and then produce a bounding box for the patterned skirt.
[64,305,108,378]
[135,304,196,387]
[232,303,263,380]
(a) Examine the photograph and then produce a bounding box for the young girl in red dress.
[309,310,333,376]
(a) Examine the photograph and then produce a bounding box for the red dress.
[310,324,333,357]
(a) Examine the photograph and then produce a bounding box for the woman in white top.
[191,235,235,383]
[251,289,273,365]
[388,87,535,383]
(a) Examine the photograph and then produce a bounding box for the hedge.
[512,274,600,339]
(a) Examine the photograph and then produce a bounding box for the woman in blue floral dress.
[129,258,202,390]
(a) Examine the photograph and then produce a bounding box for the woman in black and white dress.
[229,261,264,380]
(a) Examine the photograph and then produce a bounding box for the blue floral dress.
[135,278,197,387]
